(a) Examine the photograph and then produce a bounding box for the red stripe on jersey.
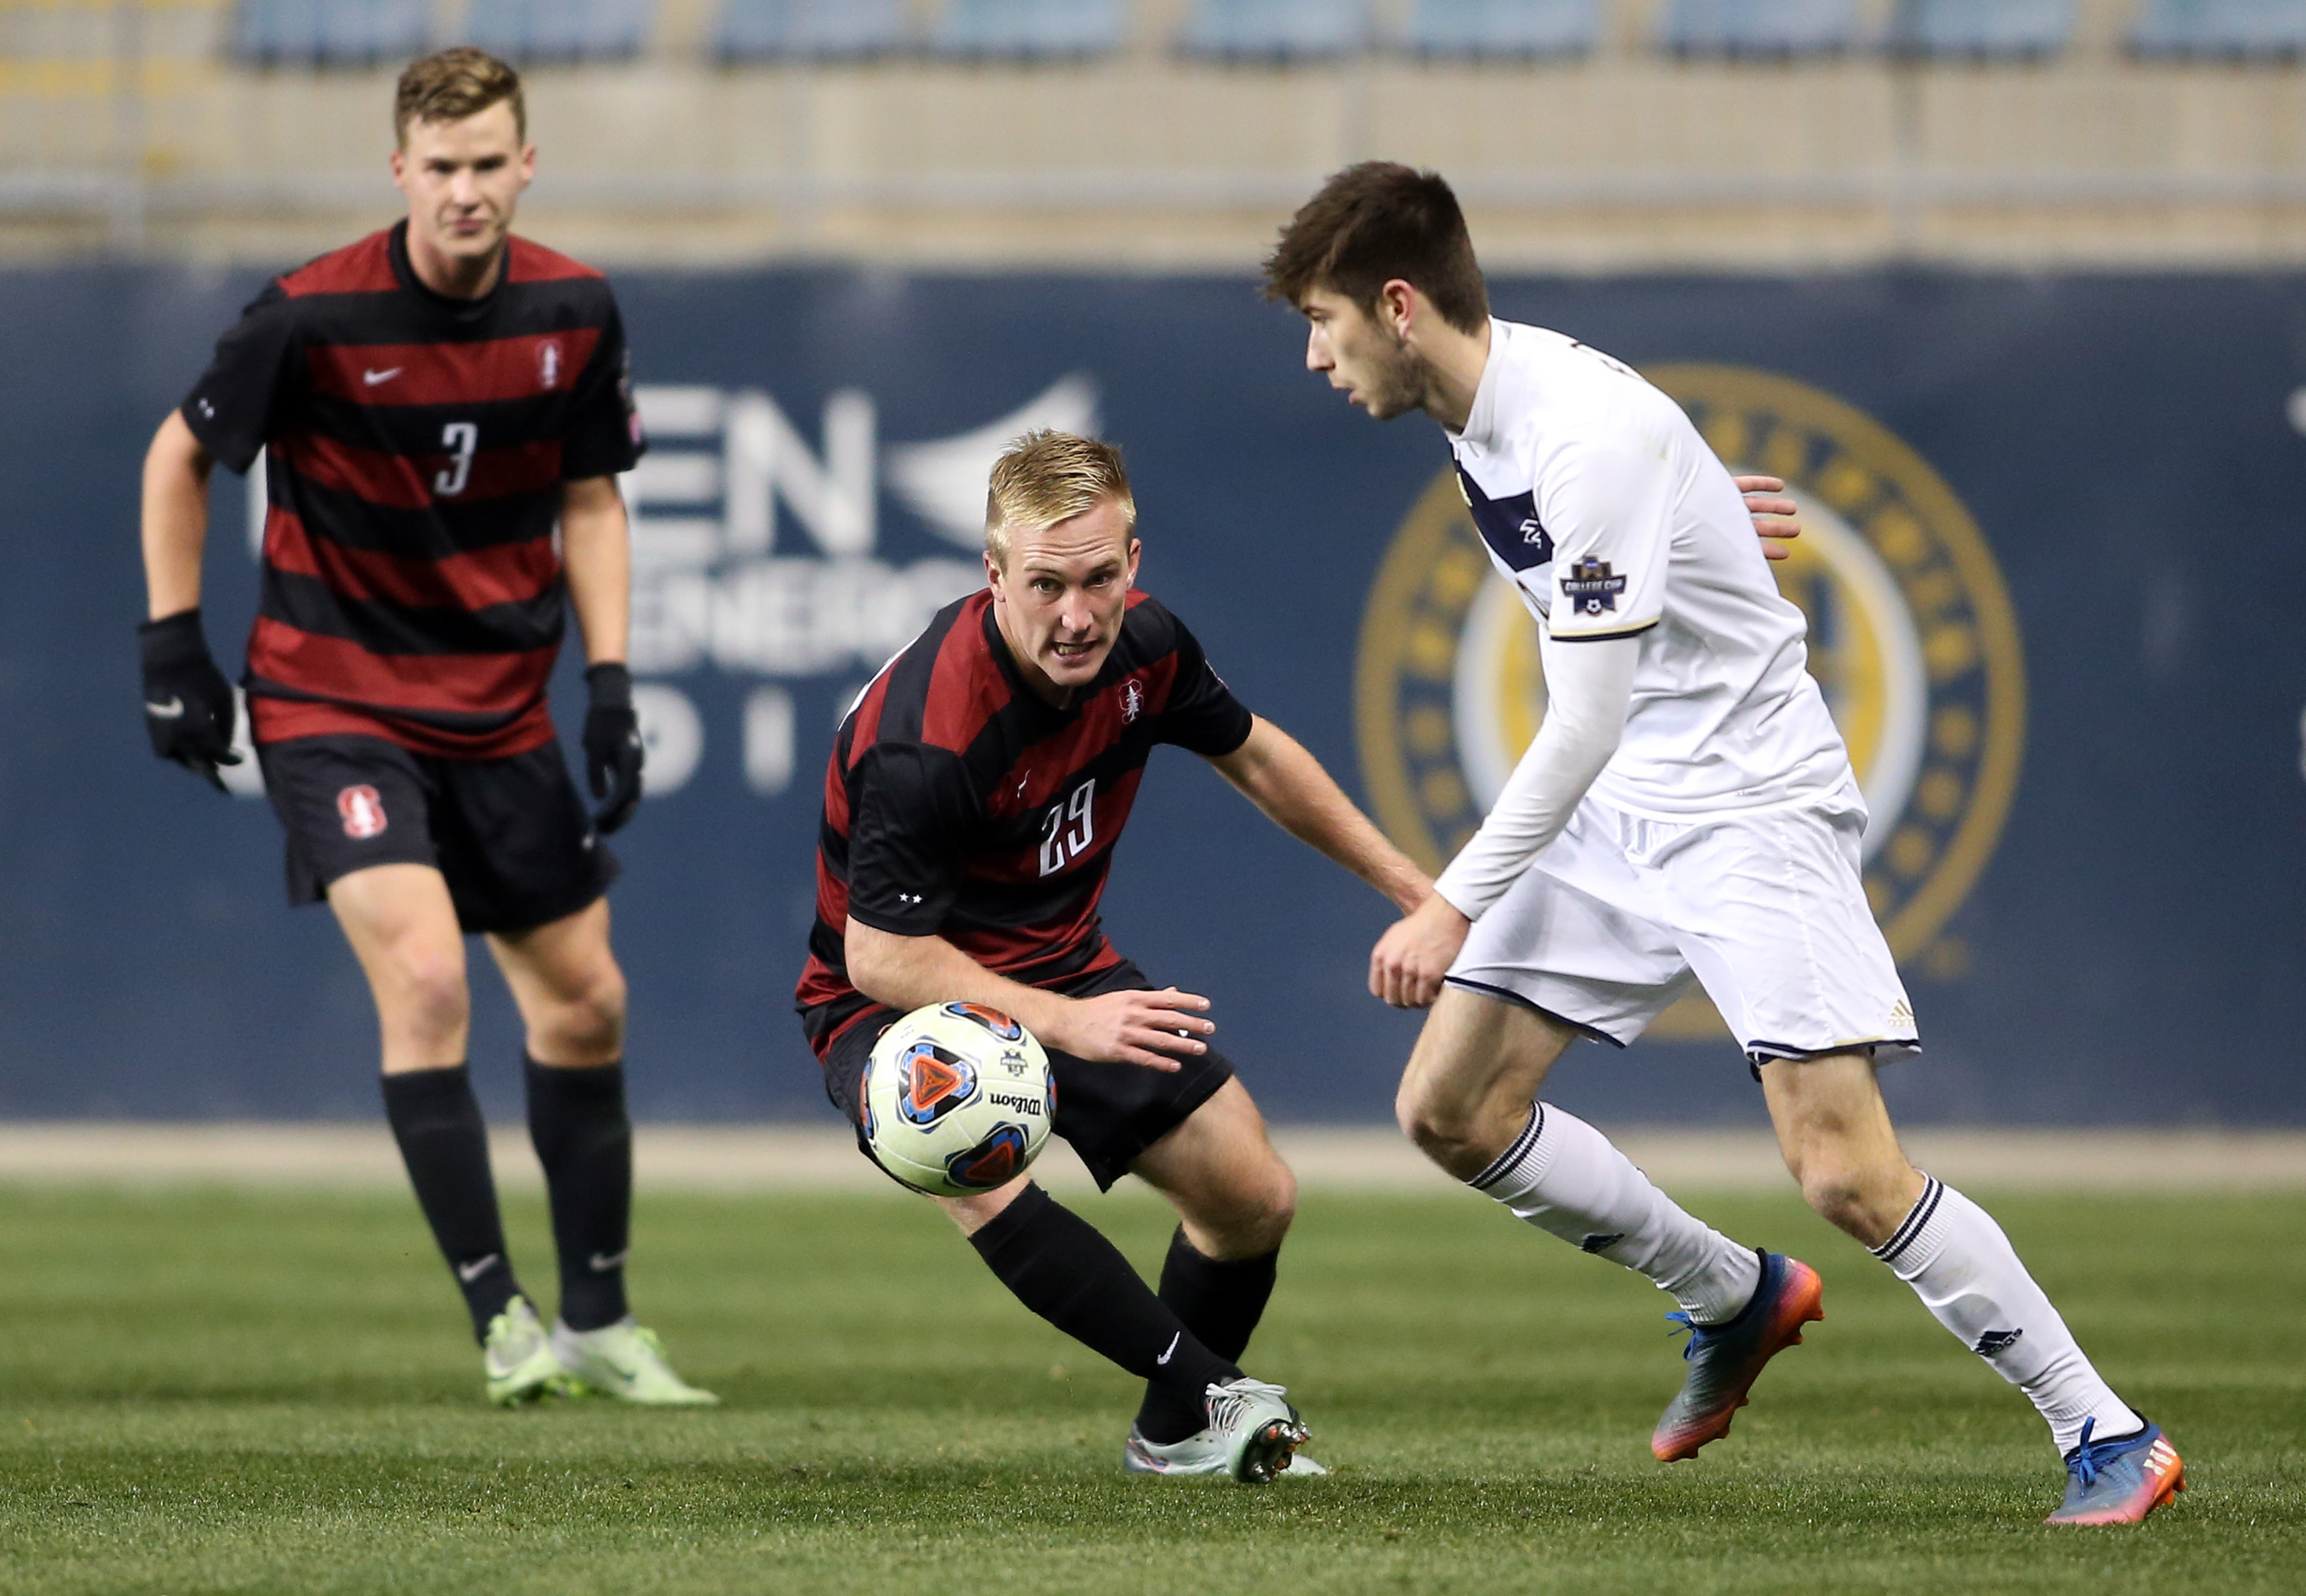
[248,692,556,759]
[919,593,1008,753]
[247,615,554,718]
[278,230,398,299]
[306,328,603,408]
[284,431,562,511]
[264,507,561,612]
[505,236,607,284]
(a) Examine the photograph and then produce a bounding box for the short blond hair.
[395,47,525,148]
[984,430,1136,568]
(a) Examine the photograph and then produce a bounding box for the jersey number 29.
[1038,779,1096,877]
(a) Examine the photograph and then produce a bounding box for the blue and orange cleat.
[1651,1250,1824,1461]
[2045,1417,2184,1526]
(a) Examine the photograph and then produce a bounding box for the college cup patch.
[337,784,387,840]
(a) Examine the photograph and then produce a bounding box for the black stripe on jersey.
[282,281,621,351]
[870,602,967,748]
[272,475,562,557]
[298,392,596,458]
[1550,621,1660,643]
[260,567,566,657]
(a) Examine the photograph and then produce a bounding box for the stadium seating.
[714,0,909,61]
[463,0,655,65]
[2132,0,2306,61]
[931,0,1126,59]
[1659,0,1858,58]
[1404,0,1599,60]
[1893,0,2072,60]
[230,0,430,67]
[1179,0,1374,61]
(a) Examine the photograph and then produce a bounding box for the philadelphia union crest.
[1356,366,2025,1037]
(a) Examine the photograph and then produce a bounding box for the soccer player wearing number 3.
[1266,164,2181,1525]
[136,50,711,1408]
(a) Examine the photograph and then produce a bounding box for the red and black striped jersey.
[795,588,1254,1057]
[180,221,643,758]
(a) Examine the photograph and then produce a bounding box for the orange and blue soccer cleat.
[1651,1250,1825,1461]
[2045,1417,2184,1525]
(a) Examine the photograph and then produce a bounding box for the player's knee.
[1235,1158,1297,1251]
[388,949,469,1043]
[558,961,628,1054]
[1394,1066,1481,1157]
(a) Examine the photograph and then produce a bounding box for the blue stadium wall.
[4,266,2302,1127]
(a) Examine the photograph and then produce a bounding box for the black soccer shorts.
[255,733,618,935]
[816,958,1236,1192]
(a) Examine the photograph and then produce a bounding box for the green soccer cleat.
[482,1296,570,1406]
[549,1317,719,1407]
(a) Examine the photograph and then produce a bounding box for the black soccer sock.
[1134,1227,1281,1442]
[524,1056,633,1333]
[381,1065,521,1342]
[968,1184,1238,1441]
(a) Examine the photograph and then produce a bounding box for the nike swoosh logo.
[455,1253,500,1283]
[1155,1331,1180,1366]
[588,1250,629,1273]
[362,367,401,386]
[144,697,184,719]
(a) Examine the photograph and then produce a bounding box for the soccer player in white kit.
[1264,163,2184,1526]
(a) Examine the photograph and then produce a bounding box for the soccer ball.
[861,1002,1056,1198]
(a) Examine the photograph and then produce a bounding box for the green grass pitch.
[1,1182,2299,1594]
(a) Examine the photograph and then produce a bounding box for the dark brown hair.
[1261,162,1489,335]
[394,47,525,147]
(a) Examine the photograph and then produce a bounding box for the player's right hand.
[1054,987,1215,1073]
[1370,893,1472,1008]
[137,608,241,794]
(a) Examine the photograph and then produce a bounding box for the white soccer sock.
[1873,1176,2142,1456]
[1471,1104,1761,1324]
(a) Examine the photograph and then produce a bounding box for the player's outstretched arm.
[137,411,241,791]
[1204,716,1431,914]
[845,921,1213,1073]
[1736,473,1800,561]
[562,476,644,833]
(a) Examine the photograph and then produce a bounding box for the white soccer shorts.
[1446,779,1919,1063]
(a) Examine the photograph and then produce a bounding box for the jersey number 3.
[1037,778,1096,877]
[435,421,478,498]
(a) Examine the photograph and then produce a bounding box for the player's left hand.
[583,663,644,835]
[1737,474,1800,562]
[1370,893,1472,1009]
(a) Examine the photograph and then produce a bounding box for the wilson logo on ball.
[944,1123,1031,1189]
[941,1002,1024,1042]
[896,1042,979,1125]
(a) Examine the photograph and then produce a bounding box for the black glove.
[138,608,241,794]
[582,662,644,835]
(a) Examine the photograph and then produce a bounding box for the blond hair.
[395,47,525,148]
[984,430,1136,568]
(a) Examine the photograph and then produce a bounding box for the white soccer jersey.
[1448,319,1850,819]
